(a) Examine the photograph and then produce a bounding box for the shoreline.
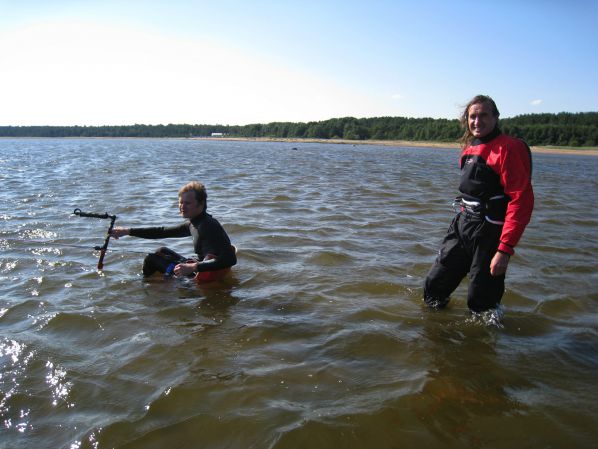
[2,135,596,155]
[192,136,598,156]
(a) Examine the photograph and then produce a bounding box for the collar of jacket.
[471,126,501,146]
[190,210,209,225]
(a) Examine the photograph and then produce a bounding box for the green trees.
[500,112,598,146]
[1,112,596,147]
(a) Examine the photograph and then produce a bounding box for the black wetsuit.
[423,128,534,312]
[129,211,236,276]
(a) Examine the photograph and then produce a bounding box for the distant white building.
[211,132,225,137]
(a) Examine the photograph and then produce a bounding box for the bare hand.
[110,227,130,239]
[490,251,510,276]
[173,262,197,277]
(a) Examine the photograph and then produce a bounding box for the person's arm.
[197,219,237,272]
[173,258,219,277]
[174,218,236,276]
[490,251,510,276]
[491,140,534,276]
[498,141,534,253]
[110,223,190,239]
[110,227,130,239]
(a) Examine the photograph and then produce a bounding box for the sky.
[1,0,597,126]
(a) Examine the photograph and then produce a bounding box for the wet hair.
[178,181,207,207]
[459,95,500,146]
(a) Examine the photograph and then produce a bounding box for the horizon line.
[1,110,597,128]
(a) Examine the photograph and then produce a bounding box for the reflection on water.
[412,318,527,447]
[0,139,597,448]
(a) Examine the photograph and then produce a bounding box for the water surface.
[1,138,597,448]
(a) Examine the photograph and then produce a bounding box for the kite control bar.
[73,208,117,269]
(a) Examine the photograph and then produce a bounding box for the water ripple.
[0,139,596,448]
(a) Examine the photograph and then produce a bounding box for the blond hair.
[178,181,207,206]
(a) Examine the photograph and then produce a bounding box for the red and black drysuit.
[129,210,236,276]
[423,127,534,311]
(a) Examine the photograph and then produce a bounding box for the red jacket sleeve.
[496,138,534,255]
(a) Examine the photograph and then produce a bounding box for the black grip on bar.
[73,208,116,220]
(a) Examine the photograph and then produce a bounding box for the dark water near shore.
[1,138,597,449]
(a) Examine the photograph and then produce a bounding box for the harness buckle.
[453,196,484,218]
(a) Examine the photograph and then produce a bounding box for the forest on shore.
[1,112,596,147]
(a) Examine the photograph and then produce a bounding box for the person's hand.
[490,251,510,276]
[173,262,197,277]
[110,227,130,239]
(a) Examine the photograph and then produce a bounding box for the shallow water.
[1,138,597,449]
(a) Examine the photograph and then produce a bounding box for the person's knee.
[142,254,157,276]
[155,247,170,256]
[142,253,169,276]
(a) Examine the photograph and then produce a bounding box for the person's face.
[468,101,498,139]
[179,191,204,219]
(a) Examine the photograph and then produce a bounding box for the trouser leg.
[142,247,186,276]
[467,222,504,312]
[424,215,469,308]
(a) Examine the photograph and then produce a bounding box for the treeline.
[1,112,596,147]
[501,113,598,147]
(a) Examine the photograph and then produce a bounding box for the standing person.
[110,181,236,279]
[423,95,534,312]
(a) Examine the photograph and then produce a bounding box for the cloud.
[530,99,543,106]
[391,94,404,100]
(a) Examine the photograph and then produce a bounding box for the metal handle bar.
[73,208,116,220]
[73,208,118,269]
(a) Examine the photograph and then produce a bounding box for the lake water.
[1,138,597,449]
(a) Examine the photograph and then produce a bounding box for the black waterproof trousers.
[142,247,190,276]
[424,212,505,312]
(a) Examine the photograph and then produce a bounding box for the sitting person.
[110,181,236,279]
